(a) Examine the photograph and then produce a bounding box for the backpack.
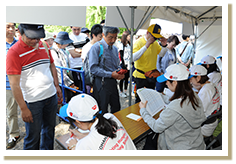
[83,42,104,86]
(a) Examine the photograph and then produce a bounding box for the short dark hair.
[167,35,180,45]
[103,26,119,37]
[182,34,190,40]
[90,24,103,39]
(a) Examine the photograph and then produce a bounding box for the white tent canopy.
[6,6,87,27]
[138,6,222,25]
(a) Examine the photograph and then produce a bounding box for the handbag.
[136,69,161,83]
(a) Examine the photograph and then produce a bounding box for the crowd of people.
[6,20,222,150]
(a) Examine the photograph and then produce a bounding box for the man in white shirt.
[81,24,103,94]
[67,26,90,90]
[81,24,103,61]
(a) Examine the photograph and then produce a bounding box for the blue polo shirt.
[6,37,18,90]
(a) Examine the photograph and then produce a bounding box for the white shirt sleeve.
[133,46,147,61]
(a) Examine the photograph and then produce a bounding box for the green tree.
[44,25,72,34]
[86,6,106,29]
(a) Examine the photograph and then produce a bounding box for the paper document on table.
[137,88,166,116]
[126,113,142,121]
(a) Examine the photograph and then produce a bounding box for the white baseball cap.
[190,65,207,76]
[157,63,192,83]
[200,55,216,64]
[59,94,100,122]
[43,31,54,41]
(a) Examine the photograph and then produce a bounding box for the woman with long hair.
[118,31,131,98]
[189,65,221,137]
[139,63,206,150]
[200,55,222,106]
[59,94,136,150]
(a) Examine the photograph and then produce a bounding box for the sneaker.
[6,136,20,149]
[119,92,127,98]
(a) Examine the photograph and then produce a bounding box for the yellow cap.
[147,24,163,39]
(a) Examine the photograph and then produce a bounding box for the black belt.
[136,69,145,74]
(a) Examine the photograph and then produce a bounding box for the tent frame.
[115,6,222,106]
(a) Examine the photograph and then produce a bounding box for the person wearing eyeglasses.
[6,24,62,150]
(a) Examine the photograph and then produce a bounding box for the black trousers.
[72,67,83,92]
[119,70,130,92]
[134,77,156,103]
[93,77,121,114]
[143,131,159,150]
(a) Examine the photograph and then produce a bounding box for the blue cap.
[59,104,69,117]
[196,62,202,65]
[189,75,194,78]
[156,74,168,83]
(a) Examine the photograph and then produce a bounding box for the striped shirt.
[6,38,56,103]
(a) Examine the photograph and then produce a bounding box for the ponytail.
[67,111,118,139]
[95,112,118,139]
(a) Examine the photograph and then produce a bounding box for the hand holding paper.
[139,100,148,109]
[137,88,166,116]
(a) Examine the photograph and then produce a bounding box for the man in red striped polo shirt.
[6,24,62,150]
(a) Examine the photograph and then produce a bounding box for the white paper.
[163,88,174,98]
[126,113,142,121]
[137,88,165,116]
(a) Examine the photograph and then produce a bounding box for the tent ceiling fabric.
[137,6,222,25]
[105,6,222,31]
[105,6,151,29]
[6,6,87,27]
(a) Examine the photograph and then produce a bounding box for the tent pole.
[135,6,151,32]
[196,18,217,39]
[128,6,135,106]
[197,6,218,19]
[193,21,198,65]
[135,6,157,35]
